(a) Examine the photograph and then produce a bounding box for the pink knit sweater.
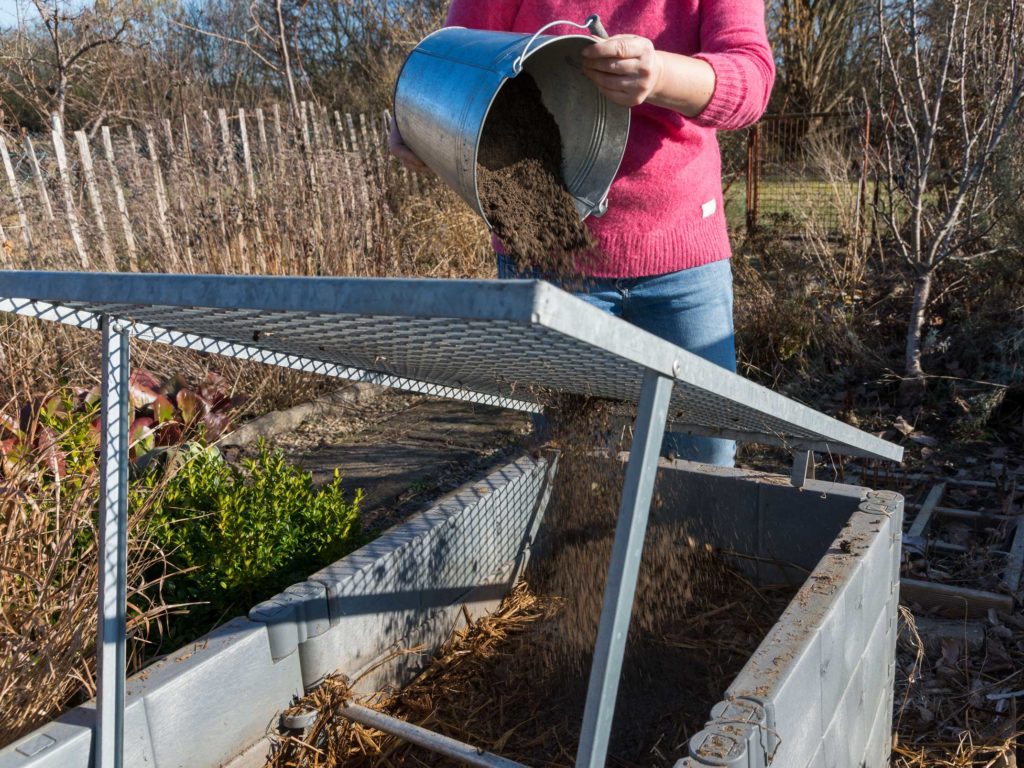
[446,0,775,278]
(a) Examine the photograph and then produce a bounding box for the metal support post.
[791,450,815,488]
[339,703,527,768]
[96,316,130,768]
[575,370,673,768]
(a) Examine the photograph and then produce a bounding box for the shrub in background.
[146,441,363,643]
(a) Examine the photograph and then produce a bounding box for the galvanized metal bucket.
[394,17,631,225]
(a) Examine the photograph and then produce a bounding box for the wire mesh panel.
[747,112,869,238]
[0,271,902,462]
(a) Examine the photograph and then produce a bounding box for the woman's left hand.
[581,35,664,107]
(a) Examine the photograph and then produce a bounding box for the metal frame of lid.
[0,271,902,768]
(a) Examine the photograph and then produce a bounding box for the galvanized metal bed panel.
[0,271,902,462]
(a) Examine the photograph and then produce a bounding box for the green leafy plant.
[146,441,363,640]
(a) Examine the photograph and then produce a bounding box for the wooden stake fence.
[100,126,138,271]
[74,130,115,271]
[0,105,410,275]
[0,135,32,257]
[50,114,89,269]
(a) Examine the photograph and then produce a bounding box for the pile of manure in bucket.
[477,72,596,275]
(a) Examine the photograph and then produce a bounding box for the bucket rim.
[393,29,600,133]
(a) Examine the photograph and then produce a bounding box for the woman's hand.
[582,36,717,117]
[388,114,431,175]
[581,35,664,108]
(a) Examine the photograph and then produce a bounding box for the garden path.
[245,391,531,532]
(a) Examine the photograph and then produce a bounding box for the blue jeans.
[498,255,737,467]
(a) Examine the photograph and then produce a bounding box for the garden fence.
[727,110,872,240]
[0,107,866,273]
[0,104,423,275]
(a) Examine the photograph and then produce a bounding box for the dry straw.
[893,607,1023,767]
[267,564,793,768]
[0,399,179,745]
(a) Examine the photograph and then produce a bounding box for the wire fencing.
[721,110,871,241]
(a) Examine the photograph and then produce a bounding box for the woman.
[390,0,775,467]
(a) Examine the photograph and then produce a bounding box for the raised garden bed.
[0,455,902,768]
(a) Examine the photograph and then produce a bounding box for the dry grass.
[893,607,1023,767]
[266,567,793,768]
[894,736,1021,767]
[0,402,177,746]
[267,584,551,768]
[1,111,494,410]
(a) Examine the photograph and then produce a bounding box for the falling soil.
[269,578,792,768]
[477,72,596,275]
[267,396,797,768]
[529,396,708,670]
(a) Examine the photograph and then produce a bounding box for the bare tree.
[0,0,134,124]
[770,0,871,113]
[873,0,1024,398]
[272,0,299,116]
[294,0,447,111]
[172,0,305,118]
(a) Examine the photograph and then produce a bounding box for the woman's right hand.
[388,114,431,175]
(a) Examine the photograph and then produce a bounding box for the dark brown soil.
[477,73,595,275]
[528,397,704,671]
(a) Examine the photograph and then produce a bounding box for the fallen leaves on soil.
[893,607,1024,767]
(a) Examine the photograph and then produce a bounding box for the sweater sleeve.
[445,0,521,31]
[690,0,775,131]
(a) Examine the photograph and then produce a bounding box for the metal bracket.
[683,696,778,766]
[791,450,815,488]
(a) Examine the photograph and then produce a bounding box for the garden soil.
[267,397,795,767]
[477,72,596,274]
[531,397,706,670]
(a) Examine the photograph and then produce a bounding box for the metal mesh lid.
[0,272,902,462]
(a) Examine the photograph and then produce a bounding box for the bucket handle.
[511,14,610,76]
